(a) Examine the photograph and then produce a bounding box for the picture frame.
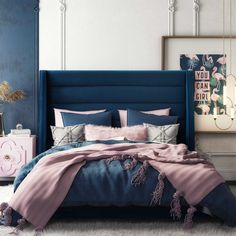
[161,36,236,132]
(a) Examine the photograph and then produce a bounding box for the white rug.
[0,185,236,236]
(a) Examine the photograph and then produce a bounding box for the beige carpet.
[0,185,236,236]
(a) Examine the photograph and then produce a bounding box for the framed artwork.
[161,36,236,132]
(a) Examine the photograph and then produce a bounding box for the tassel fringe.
[106,154,149,187]
[170,191,182,220]
[105,154,134,165]
[131,160,149,186]
[123,158,138,171]
[9,218,27,235]
[0,202,8,215]
[150,172,165,206]
[4,206,12,226]
[183,206,197,229]
[0,204,13,226]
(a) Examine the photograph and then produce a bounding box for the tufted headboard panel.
[38,70,194,153]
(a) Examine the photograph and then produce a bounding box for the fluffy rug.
[0,185,236,236]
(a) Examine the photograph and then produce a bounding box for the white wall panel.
[65,0,168,69]
[39,0,170,70]
[39,0,61,69]
[200,0,224,35]
[175,0,193,35]
[39,0,234,70]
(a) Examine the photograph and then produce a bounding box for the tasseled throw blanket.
[1,143,224,231]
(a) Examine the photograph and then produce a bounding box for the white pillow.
[50,125,85,146]
[54,108,106,127]
[144,123,179,144]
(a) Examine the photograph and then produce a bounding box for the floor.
[2,219,236,236]
[0,185,236,236]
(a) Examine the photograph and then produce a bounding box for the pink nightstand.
[0,135,36,178]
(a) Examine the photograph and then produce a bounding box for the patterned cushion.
[144,123,180,144]
[50,125,85,146]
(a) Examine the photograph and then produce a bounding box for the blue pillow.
[61,111,112,126]
[127,109,178,126]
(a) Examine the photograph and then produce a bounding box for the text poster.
[180,54,226,115]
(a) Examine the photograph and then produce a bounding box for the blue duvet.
[11,141,236,227]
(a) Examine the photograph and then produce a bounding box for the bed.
[1,70,236,232]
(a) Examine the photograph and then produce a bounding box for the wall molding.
[59,0,66,70]
[207,152,236,181]
[193,0,200,36]
[34,0,39,134]
[206,152,236,157]
[168,0,176,36]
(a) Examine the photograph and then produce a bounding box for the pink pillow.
[118,108,171,127]
[54,108,106,127]
[85,125,147,141]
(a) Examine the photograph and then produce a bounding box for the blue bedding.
[11,141,236,227]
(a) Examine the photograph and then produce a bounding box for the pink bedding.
[85,124,147,141]
[6,143,224,230]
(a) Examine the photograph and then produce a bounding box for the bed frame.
[38,70,194,154]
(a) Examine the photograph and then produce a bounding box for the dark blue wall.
[0,0,38,134]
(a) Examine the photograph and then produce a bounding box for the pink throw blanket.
[6,143,224,229]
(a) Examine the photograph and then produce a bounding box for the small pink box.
[0,135,36,177]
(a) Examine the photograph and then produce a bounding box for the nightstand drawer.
[0,136,36,177]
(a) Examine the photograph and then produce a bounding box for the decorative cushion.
[118,108,170,127]
[54,108,106,127]
[50,125,85,146]
[127,109,178,126]
[61,111,112,127]
[144,123,180,144]
[85,124,147,141]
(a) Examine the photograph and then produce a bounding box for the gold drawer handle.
[4,155,10,160]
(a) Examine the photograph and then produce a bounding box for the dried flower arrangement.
[0,81,25,103]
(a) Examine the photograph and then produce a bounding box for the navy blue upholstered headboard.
[38,70,194,153]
